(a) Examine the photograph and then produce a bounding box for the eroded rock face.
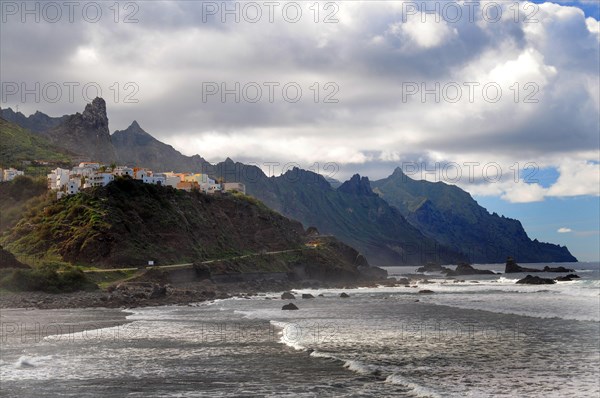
[43,97,118,162]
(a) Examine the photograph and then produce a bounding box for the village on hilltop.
[0,168,25,182]
[45,162,245,199]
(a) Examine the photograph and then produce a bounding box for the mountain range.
[0,99,577,265]
[371,169,576,263]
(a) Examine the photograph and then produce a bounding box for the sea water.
[1,262,598,397]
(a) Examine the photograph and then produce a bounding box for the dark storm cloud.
[1,1,598,200]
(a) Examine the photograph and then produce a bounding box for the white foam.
[15,356,36,369]
[385,373,442,398]
[270,321,308,351]
[342,359,380,376]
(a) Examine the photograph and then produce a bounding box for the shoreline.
[0,277,403,311]
[0,307,133,345]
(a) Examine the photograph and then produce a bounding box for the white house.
[203,180,222,194]
[84,172,114,188]
[3,168,24,181]
[134,168,149,180]
[47,168,70,190]
[158,173,181,188]
[147,174,167,186]
[113,166,134,178]
[67,178,81,195]
[72,162,100,178]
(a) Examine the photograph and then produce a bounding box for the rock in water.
[302,293,315,299]
[282,303,299,310]
[446,263,496,276]
[418,290,435,294]
[543,265,575,273]
[339,292,350,298]
[505,257,540,273]
[416,263,452,273]
[555,274,580,282]
[281,292,296,300]
[516,275,556,285]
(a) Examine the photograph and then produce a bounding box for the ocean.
[1,262,598,397]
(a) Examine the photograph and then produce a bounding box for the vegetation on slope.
[0,265,97,293]
[0,175,49,232]
[2,178,309,268]
[0,117,72,169]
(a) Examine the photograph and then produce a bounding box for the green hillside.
[1,178,370,280]
[0,117,72,169]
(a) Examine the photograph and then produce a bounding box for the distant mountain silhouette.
[208,161,466,266]
[371,168,577,263]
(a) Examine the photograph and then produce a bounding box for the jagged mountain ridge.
[209,161,466,266]
[3,99,577,264]
[371,168,577,263]
[112,121,211,172]
[1,102,210,172]
[0,107,69,134]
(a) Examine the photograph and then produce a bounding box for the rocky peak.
[389,166,417,183]
[338,174,377,196]
[42,97,117,162]
[118,120,150,136]
[281,167,331,189]
[81,97,109,131]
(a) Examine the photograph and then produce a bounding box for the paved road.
[83,248,307,273]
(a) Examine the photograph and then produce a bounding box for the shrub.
[0,266,97,293]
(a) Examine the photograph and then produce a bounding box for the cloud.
[1,1,598,201]
[547,160,600,197]
[557,227,573,233]
[388,15,458,49]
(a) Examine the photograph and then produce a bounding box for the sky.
[1,0,599,260]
